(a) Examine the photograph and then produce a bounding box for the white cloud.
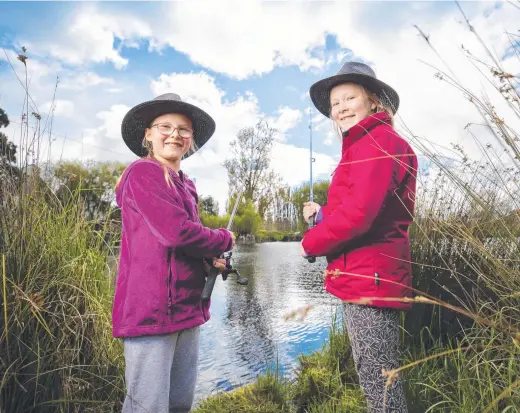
[78,104,134,161]
[265,106,302,141]
[149,1,345,79]
[45,8,152,69]
[95,104,130,140]
[60,72,114,90]
[323,130,335,146]
[311,114,336,145]
[41,99,75,117]
[19,102,135,164]
[271,106,302,134]
[271,142,336,187]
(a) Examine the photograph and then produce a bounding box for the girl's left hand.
[303,201,321,223]
[212,257,226,271]
[203,257,226,273]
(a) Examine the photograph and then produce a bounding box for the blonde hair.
[330,84,395,139]
[115,117,199,190]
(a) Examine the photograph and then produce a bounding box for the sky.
[0,1,519,213]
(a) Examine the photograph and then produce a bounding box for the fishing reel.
[201,251,248,302]
[306,214,316,263]
[219,252,249,285]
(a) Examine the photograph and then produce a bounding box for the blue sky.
[0,1,518,211]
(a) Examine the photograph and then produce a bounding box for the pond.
[195,241,342,403]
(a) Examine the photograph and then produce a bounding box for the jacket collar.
[341,112,391,154]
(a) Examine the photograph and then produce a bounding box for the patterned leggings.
[343,303,408,413]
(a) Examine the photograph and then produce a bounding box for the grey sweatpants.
[122,326,200,413]
[343,303,408,413]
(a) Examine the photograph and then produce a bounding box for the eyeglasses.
[151,123,194,139]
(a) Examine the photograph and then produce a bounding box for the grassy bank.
[193,320,366,413]
[255,229,302,243]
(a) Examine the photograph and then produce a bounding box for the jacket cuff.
[315,208,324,224]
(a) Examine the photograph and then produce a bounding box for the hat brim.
[121,99,216,158]
[309,73,400,118]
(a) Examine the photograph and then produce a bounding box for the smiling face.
[144,113,193,168]
[330,83,376,132]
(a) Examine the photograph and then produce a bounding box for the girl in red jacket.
[301,62,417,413]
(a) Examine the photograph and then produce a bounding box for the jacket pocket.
[167,248,173,315]
[374,242,410,286]
[327,246,377,295]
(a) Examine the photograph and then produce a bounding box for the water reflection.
[196,242,341,402]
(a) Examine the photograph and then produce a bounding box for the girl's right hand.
[303,202,321,223]
[227,230,236,249]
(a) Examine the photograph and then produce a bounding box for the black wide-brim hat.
[310,61,400,118]
[121,93,216,158]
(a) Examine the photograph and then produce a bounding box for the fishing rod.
[306,101,316,264]
[201,189,248,302]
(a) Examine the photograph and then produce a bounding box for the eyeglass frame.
[149,123,194,139]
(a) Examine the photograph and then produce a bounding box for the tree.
[198,195,219,216]
[0,108,16,163]
[53,160,127,220]
[0,108,9,128]
[200,214,228,229]
[234,199,262,235]
[291,180,330,231]
[221,193,262,235]
[223,122,282,219]
[0,133,17,165]
[263,184,297,231]
[0,107,18,180]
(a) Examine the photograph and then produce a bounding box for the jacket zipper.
[167,248,173,316]
[201,259,208,322]
[374,272,380,286]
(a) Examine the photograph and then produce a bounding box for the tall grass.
[395,9,520,411]
[0,174,124,412]
[0,48,124,412]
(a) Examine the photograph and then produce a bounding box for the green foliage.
[53,160,127,220]
[291,181,330,231]
[0,107,17,168]
[195,373,289,413]
[0,108,9,128]
[256,230,301,242]
[0,133,16,164]
[256,229,286,242]
[198,194,219,216]
[234,199,262,235]
[402,331,520,413]
[201,213,229,229]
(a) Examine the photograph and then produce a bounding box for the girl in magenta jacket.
[302,62,417,413]
[113,93,235,413]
